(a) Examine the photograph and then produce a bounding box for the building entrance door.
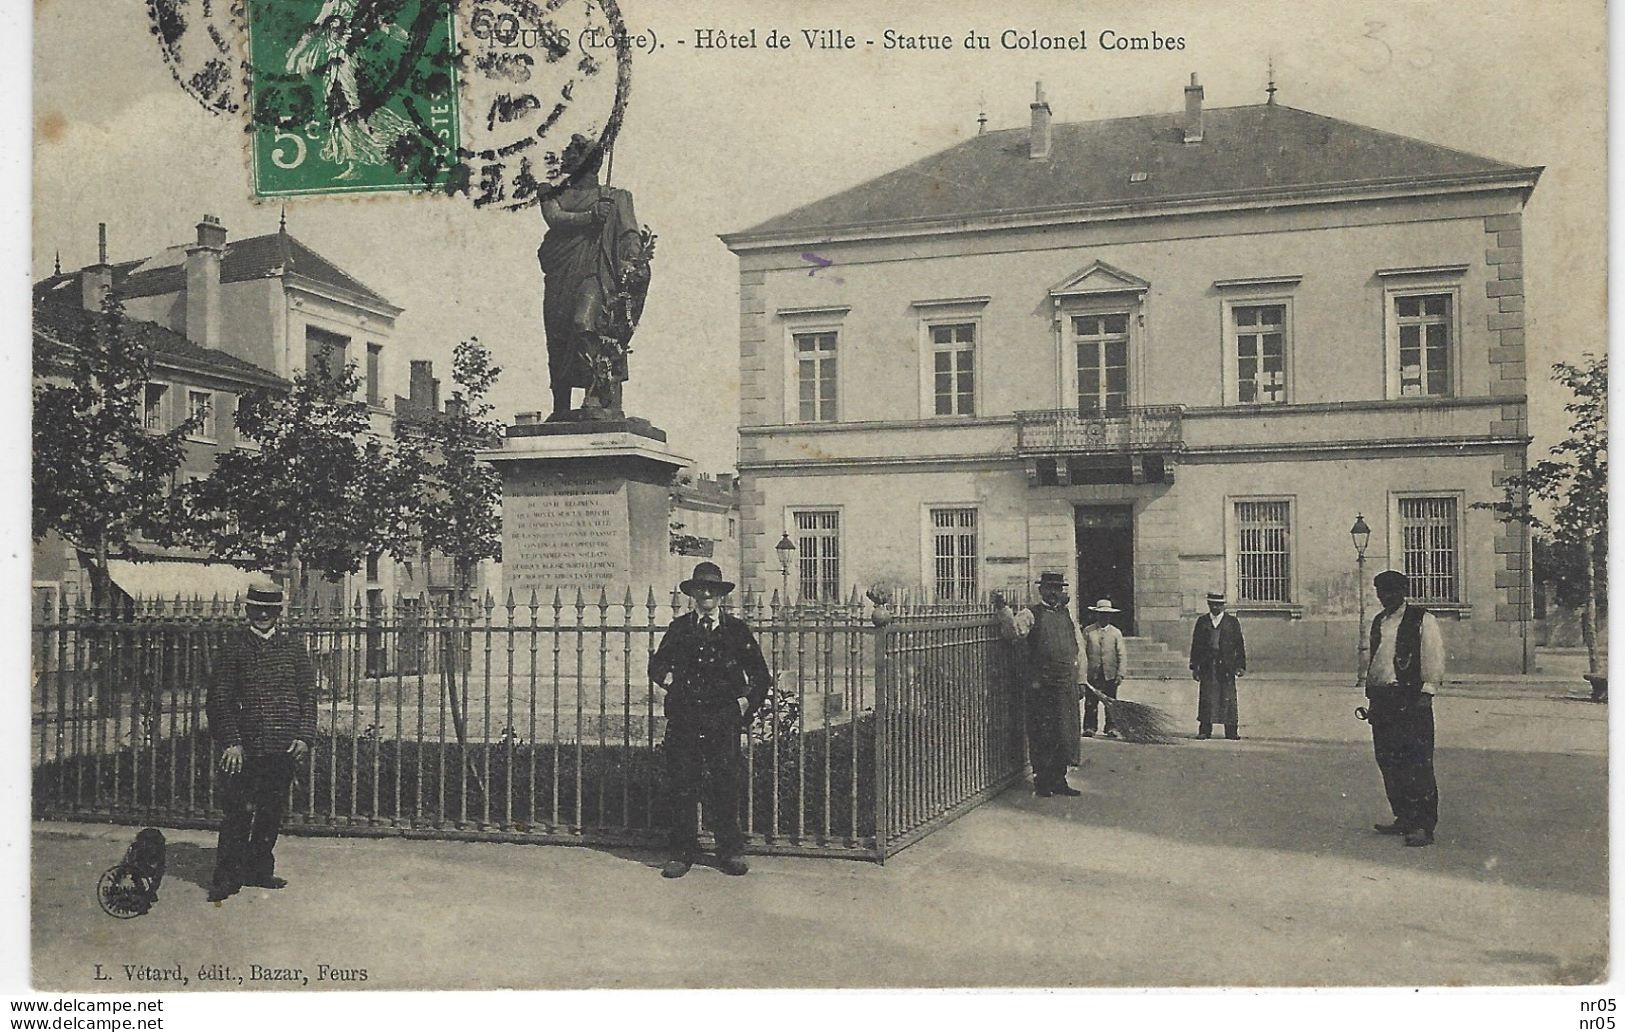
[1075,506,1134,633]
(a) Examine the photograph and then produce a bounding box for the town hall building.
[721,76,1541,673]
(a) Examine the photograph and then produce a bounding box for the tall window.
[366,343,383,406]
[1234,304,1287,404]
[930,323,975,416]
[1399,496,1461,603]
[187,389,214,440]
[305,327,350,384]
[1072,313,1129,415]
[795,332,838,422]
[930,508,978,601]
[1395,293,1452,397]
[793,510,841,602]
[143,383,168,430]
[1235,500,1292,603]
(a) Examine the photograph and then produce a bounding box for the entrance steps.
[1122,636,1188,679]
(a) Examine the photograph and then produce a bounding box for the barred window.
[793,510,841,602]
[143,383,168,430]
[795,332,839,422]
[1235,500,1291,603]
[930,508,978,601]
[1234,304,1287,404]
[1399,497,1461,603]
[1395,293,1452,398]
[1072,313,1130,415]
[930,323,976,416]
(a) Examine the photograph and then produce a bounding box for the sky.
[30,0,1607,475]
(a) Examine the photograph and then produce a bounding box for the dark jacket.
[207,627,319,756]
[1190,612,1247,677]
[648,611,773,721]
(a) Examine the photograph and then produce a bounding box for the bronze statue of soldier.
[537,133,656,422]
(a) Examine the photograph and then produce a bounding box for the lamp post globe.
[1351,514,1371,685]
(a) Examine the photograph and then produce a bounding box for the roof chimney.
[1028,82,1052,160]
[1183,73,1204,144]
[81,222,113,312]
[409,360,438,413]
[184,215,226,350]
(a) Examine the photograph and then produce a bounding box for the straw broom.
[1082,682,1179,745]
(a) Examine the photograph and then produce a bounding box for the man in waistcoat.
[996,572,1083,797]
[205,578,317,903]
[1365,569,1446,847]
[648,562,773,878]
[1190,590,1248,740]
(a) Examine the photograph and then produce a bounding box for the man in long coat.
[997,572,1083,796]
[1190,590,1247,740]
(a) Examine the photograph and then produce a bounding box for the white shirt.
[1369,604,1445,692]
[249,623,279,641]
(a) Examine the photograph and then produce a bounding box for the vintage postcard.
[16,0,1612,1021]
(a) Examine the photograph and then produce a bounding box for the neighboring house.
[670,470,742,573]
[34,215,414,617]
[720,76,1541,672]
[32,276,288,612]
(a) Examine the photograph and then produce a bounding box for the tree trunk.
[1582,531,1601,675]
[442,559,472,745]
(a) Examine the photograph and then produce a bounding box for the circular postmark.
[147,0,632,205]
[453,0,633,210]
[147,0,246,116]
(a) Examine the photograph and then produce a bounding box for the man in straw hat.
[205,577,317,902]
[648,562,773,878]
[1365,569,1445,847]
[1082,599,1128,739]
[1190,590,1247,740]
[996,572,1083,796]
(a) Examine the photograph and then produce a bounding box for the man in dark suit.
[205,579,316,902]
[648,562,772,879]
[1190,590,1247,740]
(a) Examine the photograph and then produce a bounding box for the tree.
[1479,355,1607,673]
[394,338,504,600]
[186,354,419,587]
[393,338,504,747]
[32,295,201,607]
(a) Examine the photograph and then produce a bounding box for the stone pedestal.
[480,418,692,603]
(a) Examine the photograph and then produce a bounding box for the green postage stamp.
[246,0,460,197]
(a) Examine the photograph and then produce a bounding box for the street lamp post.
[775,532,797,607]
[1350,514,1372,686]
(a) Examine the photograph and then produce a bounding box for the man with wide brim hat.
[995,572,1083,796]
[204,576,317,902]
[648,562,771,878]
[1190,590,1247,740]
[1082,599,1128,739]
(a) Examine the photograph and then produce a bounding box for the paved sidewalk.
[32,676,1607,989]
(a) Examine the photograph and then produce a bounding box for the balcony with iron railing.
[1014,405,1186,456]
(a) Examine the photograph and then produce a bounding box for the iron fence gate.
[32,590,1025,862]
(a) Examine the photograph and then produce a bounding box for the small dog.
[96,828,166,918]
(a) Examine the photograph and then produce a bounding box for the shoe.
[1225,733,1241,741]
[242,876,287,890]
[206,882,240,903]
[1373,820,1407,836]
[716,855,750,876]
[1081,729,1095,737]
[1034,786,1055,798]
[1404,829,1434,847]
[660,858,693,879]
[1196,731,1212,740]
[1053,784,1082,797]
[1102,730,1118,739]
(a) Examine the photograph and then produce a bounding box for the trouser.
[1025,680,1074,788]
[1368,687,1439,833]
[663,704,745,857]
[213,752,295,886]
[1083,678,1118,733]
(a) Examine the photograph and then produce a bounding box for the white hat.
[1087,598,1121,614]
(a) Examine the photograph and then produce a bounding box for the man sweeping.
[996,573,1083,797]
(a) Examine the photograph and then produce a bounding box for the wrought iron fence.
[31,589,1024,862]
[1014,405,1186,455]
